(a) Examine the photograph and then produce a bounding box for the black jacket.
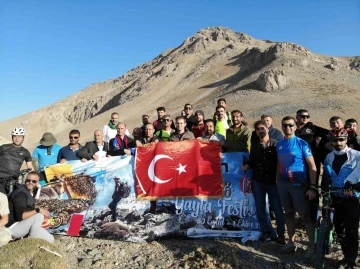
[109,136,136,156]
[295,122,328,162]
[251,125,283,145]
[6,185,37,227]
[76,141,109,160]
[248,139,278,185]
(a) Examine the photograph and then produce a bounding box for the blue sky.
[0,0,359,121]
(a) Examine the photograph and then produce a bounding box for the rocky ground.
[54,226,359,269]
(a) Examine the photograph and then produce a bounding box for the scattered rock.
[324,63,339,71]
[350,57,360,71]
[255,70,291,92]
[78,258,93,268]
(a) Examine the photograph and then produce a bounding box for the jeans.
[10,213,54,243]
[108,197,121,219]
[252,180,285,237]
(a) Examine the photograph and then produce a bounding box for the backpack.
[121,182,131,198]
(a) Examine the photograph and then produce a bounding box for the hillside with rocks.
[0,26,359,149]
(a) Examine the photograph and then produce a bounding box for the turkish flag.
[135,140,223,199]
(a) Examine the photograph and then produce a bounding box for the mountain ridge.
[1,26,359,149]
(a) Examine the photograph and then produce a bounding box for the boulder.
[324,63,339,71]
[255,70,290,92]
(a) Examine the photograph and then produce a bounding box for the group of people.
[0,98,359,268]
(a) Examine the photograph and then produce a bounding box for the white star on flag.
[175,163,187,175]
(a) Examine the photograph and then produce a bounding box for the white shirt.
[0,192,9,216]
[103,125,130,143]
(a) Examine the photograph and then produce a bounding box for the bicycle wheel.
[315,218,328,269]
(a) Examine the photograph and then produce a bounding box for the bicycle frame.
[314,187,342,269]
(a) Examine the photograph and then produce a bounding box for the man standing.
[191,110,206,138]
[170,116,195,141]
[6,171,54,243]
[77,130,109,161]
[153,107,167,132]
[140,115,150,137]
[32,132,61,184]
[212,98,232,125]
[183,104,197,130]
[221,110,251,152]
[0,127,34,194]
[318,116,345,163]
[109,123,136,156]
[136,124,159,147]
[251,114,283,144]
[155,115,175,142]
[103,112,129,143]
[198,119,225,141]
[58,130,83,163]
[214,105,231,138]
[276,116,317,261]
[345,118,360,151]
[323,128,360,269]
[243,120,285,245]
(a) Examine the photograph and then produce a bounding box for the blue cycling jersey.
[277,136,312,183]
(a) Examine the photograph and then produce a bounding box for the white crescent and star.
[147,154,187,184]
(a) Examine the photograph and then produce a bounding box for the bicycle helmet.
[328,127,348,138]
[11,127,26,136]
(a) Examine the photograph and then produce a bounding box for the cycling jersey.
[276,136,312,183]
[0,144,32,178]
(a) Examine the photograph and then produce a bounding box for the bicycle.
[313,185,343,269]
[1,168,33,194]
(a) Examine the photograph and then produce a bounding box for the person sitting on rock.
[6,171,54,243]
[109,123,136,156]
[77,130,109,161]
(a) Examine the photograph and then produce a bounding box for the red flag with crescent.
[135,140,223,199]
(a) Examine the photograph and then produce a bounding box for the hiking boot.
[259,232,276,242]
[280,242,297,254]
[277,236,286,247]
[304,248,315,263]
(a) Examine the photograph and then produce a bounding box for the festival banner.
[37,152,262,242]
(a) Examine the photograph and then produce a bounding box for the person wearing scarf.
[109,123,136,156]
[103,112,130,142]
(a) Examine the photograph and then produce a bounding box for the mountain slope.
[1,26,359,149]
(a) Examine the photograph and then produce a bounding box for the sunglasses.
[331,137,347,142]
[300,115,310,119]
[282,124,295,128]
[69,136,79,139]
[25,179,38,184]
[164,119,171,122]
[185,107,192,110]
